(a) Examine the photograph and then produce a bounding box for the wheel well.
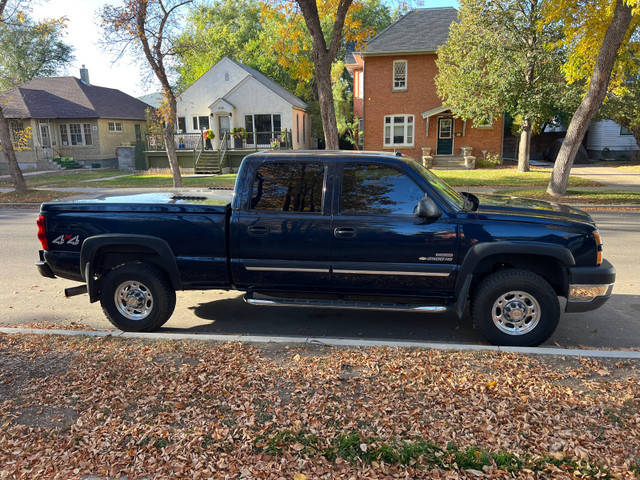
[469,254,568,297]
[93,245,169,281]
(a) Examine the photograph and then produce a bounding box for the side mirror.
[415,197,442,219]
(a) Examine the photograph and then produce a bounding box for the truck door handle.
[247,225,269,237]
[334,227,357,238]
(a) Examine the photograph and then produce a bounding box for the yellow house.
[1,73,149,170]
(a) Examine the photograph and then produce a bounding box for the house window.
[9,121,24,141]
[244,113,282,145]
[177,117,186,133]
[296,114,300,144]
[135,124,142,141]
[83,124,93,145]
[59,123,93,146]
[108,122,123,132]
[620,125,632,135]
[393,60,407,90]
[354,70,364,99]
[303,115,306,143]
[384,115,414,147]
[473,118,493,129]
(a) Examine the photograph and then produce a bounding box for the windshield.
[407,161,467,211]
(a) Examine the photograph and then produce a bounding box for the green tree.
[0,15,72,91]
[176,0,263,90]
[547,0,639,196]
[0,0,72,193]
[435,0,566,172]
[101,0,192,188]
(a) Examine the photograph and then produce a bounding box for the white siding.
[587,120,639,152]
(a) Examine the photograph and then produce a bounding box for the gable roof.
[1,77,150,120]
[364,7,458,56]
[226,58,307,110]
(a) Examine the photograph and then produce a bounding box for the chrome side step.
[243,292,450,313]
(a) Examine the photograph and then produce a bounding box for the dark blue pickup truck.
[36,151,615,346]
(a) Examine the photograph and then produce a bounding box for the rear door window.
[250,162,326,213]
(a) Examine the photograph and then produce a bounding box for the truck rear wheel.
[471,269,560,347]
[100,262,176,332]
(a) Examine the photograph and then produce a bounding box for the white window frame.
[473,118,493,130]
[384,114,414,147]
[393,60,407,91]
[59,123,93,146]
[108,121,123,132]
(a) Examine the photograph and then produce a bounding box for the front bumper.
[565,259,616,313]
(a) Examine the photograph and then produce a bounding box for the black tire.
[470,269,560,347]
[100,262,176,332]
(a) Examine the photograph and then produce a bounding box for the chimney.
[80,65,90,85]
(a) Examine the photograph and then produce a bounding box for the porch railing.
[146,131,293,152]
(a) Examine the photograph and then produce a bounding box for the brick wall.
[362,54,503,162]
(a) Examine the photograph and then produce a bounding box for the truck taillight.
[37,215,49,251]
[593,229,603,266]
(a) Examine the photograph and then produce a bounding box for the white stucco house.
[176,57,311,150]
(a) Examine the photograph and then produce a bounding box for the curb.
[2,328,640,359]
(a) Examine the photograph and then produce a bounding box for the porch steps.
[431,156,467,170]
[195,151,221,174]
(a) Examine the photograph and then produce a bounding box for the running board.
[243,293,450,313]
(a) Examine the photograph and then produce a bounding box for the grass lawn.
[87,173,237,188]
[494,188,640,204]
[434,167,601,187]
[0,170,124,189]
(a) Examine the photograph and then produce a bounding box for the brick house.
[346,8,504,165]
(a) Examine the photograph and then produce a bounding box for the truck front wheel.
[100,262,176,332]
[471,269,560,347]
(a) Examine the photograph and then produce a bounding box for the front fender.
[454,241,575,317]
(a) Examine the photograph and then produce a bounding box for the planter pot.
[221,167,232,174]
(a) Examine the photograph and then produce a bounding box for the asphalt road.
[1,208,638,349]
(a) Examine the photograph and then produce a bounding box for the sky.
[34,0,458,98]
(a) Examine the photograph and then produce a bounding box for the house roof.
[1,76,150,120]
[364,7,458,55]
[227,58,307,110]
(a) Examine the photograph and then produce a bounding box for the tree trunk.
[547,0,633,196]
[0,106,27,193]
[163,93,183,188]
[316,57,339,150]
[517,118,532,172]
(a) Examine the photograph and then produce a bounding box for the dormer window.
[393,60,407,91]
[224,73,230,82]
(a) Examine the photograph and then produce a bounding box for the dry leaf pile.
[0,333,639,479]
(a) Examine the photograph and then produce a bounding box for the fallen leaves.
[0,334,638,479]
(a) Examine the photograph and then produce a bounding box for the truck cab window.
[251,162,325,213]
[340,164,424,215]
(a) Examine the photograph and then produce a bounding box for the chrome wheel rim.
[492,290,540,335]
[114,281,153,321]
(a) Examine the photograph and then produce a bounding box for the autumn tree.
[0,0,72,193]
[435,0,566,172]
[101,0,192,188]
[546,0,640,196]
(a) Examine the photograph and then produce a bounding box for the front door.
[218,115,230,147]
[437,118,453,155]
[331,162,458,297]
[39,124,53,159]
